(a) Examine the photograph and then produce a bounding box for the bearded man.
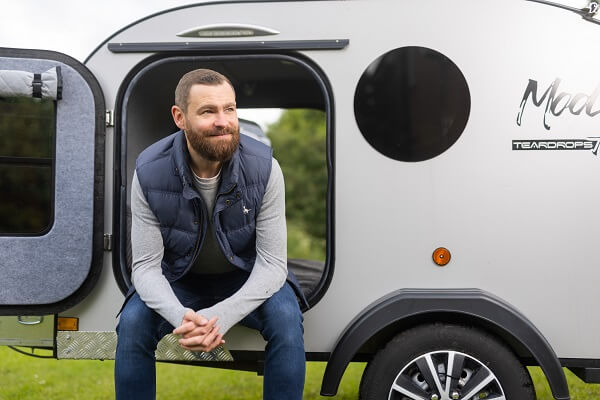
[114,69,306,400]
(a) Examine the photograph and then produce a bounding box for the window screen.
[0,97,55,234]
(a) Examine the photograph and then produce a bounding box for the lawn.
[1,346,599,399]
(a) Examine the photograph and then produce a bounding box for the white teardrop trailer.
[2,0,600,398]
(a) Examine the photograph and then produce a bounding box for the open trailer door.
[0,48,105,317]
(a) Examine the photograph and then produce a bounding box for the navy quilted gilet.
[134,130,306,306]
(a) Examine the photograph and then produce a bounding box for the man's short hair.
[175,69,235,112]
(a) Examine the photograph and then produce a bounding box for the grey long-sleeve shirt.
[130,158,287,335]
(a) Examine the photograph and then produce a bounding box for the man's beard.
[185,124,240,162]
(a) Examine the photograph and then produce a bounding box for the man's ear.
[171,105,187,130]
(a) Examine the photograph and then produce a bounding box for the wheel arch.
[320,289,569,400]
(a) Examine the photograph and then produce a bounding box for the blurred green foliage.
[287,220,326,261]
[267,109,327,260]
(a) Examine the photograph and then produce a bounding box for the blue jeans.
[115,270,305,400]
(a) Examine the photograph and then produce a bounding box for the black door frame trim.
[111,51,336,311]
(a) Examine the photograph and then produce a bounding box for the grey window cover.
[0,55,95,307]
[0,66,62,100]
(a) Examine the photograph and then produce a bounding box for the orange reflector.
[57,317,79,331]
[432,247,451,266]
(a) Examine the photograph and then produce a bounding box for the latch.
[104,234,113,251]
[105,110,115,127]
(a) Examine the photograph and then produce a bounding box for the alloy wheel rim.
[388,350,506,400]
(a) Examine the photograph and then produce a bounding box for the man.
[115,69,306,400]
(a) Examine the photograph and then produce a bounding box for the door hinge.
[104,234,113,251]
[105,110,114,127]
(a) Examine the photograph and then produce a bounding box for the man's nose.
[214,111,228,128]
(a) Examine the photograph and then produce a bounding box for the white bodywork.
[56,0,600,359]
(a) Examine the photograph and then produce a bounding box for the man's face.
[174,82,240,162]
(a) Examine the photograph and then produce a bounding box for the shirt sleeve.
[196,158,288,335]
[130,171,192,328]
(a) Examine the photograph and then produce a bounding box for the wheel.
[359,323,535,400]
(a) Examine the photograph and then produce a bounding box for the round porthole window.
[354,46,470,162]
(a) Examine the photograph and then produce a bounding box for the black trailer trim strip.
[107,39,349,53]
[560,358,600,368]
[321,288,570,400]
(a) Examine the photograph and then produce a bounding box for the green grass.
[0,347,362,399]
[1,346,599,399]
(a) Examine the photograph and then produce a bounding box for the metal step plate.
[56,331,232,361]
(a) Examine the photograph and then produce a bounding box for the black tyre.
[359,323,535,400]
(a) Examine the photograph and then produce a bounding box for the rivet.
[226,200,231,205]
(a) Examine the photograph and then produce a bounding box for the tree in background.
[267,109,327,247]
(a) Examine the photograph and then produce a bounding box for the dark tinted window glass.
[0,97,55,234]
[0,165,53,233]
[0,97,54,158]
[354,46,470,162]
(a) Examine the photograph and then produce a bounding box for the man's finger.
[192,314,213,326]
[200,329,224,352]
[174,316,217,335]
[178,325,216,347]
[183,325,213,339]
[199,325,220,348]
[181,333,223,353]
[173,321,193,335]
[178,323,223,349]
[209,333,224,350]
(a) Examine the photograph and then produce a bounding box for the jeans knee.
[262,305,304,346]
[118,304,147,334]
[116,294,163,350]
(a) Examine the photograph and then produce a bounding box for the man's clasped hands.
[173,310,225,353]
